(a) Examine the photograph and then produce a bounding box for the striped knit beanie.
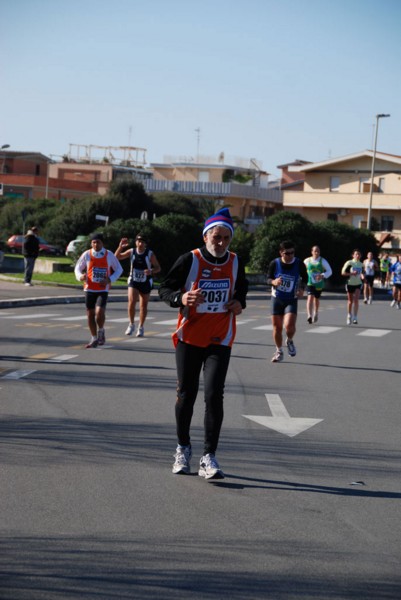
[203,207,234,237]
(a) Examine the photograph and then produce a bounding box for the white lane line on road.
[307,326,342,334]
[357,329,392,337]
[2,370,36,379]
[253,325,273,330]
[46,354,79,362]
[107,318,131,323]
[51,316,87,321]
[0,313,61,319]
[236,319,257,325]
[153,319,178,325]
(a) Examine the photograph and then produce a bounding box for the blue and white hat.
[203,207,234,237]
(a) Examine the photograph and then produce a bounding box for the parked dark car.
[7,235,63,256]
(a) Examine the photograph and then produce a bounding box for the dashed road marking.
[357,329,392,337]
[0,313,61,319]
[307,326,342,334]
[153,319,178,325]
[45,354,79,362]
[2,370,36,380]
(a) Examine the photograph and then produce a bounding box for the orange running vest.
[172,248,239,348]
[85,249,110,291]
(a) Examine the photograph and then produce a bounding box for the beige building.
[283,151,401,248]
[145,159,282,229]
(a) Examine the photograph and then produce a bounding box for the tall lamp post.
[1,144,10,173]
[367,114,390,230]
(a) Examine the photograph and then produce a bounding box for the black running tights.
[175,341,231,455]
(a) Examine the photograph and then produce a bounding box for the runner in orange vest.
[75,233,123,348]
[159,208,248,480]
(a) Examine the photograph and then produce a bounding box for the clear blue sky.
[2,0,401,177]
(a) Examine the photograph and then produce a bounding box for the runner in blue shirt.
[266,240,307,363]
[390,255,401,309]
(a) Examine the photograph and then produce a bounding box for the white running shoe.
[271,349,284,363]
[353,317,358,324]
[390,300,396,307]
[125,323,135,336]
[363,298,367,304]
[368,299,372,305]
[397,303,401,310]
[198,453,224,480]
[136,326,144,337]
[347,315,352,325]
[172,445,192,475]
[286,338,296,357]
[313,314,318,323]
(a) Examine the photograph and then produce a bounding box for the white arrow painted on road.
[243,393,323,437]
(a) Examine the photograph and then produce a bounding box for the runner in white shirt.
[303,246,332,324]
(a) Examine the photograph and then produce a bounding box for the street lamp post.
[367,114,390,230]
[1,144,10,174]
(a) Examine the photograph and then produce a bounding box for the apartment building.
[145,158,282,228]
[283,151,401,248]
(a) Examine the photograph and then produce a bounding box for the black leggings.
[175,341,231,455]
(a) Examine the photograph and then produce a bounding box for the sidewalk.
[0,273,134,309]
[0,273,391,310]
[0,277,93,309]
[0,275,272,309]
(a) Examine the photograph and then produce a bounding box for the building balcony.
[284,191,401,211]
[144,179,282,203]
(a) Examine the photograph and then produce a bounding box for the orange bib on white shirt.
[85,249,109,291]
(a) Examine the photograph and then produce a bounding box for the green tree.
[250,212,379,284]
[310,221,378,283]
[152,192,203,221]
[0,198,61,240]
[152,214,202,272]
[250,211,313,272]
[230,226,253,266]
[106,178,154,219]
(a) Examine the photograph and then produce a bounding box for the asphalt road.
[0,290,400,599]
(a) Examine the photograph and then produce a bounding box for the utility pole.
[367,114,390,230]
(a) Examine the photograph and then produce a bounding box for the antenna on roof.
[195,127,200,164]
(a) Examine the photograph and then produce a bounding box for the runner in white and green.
[303,246,332,324]
[341,249,363,325]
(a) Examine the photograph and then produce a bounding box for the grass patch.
[9,271,128,286]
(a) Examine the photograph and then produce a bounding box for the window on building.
[198,171,209,183]
[330,176,340,192]
[378,177,385,193]
[327,213,338,221]
[381,216,394,231]
[359,177,369,192]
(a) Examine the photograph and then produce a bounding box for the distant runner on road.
[303,245,332,324]
[75,233,123,348]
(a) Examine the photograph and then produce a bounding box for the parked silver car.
[65,237,87,257]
